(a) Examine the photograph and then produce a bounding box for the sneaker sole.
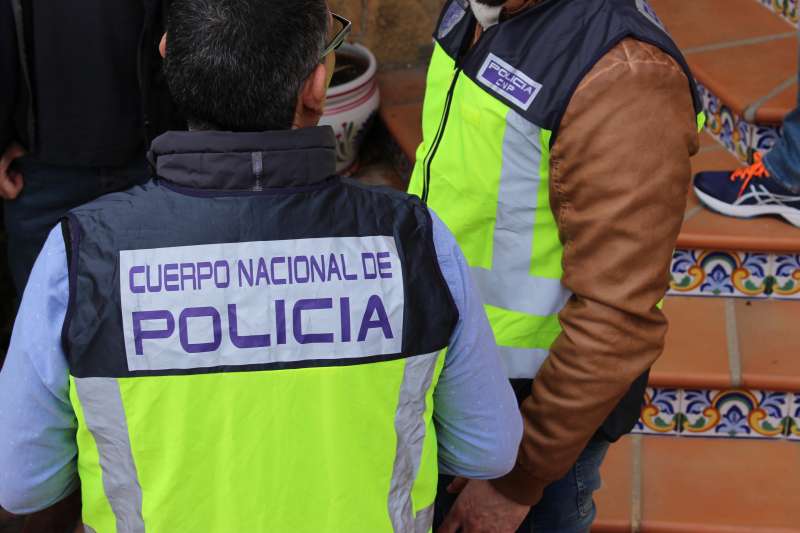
[694,186,800,228]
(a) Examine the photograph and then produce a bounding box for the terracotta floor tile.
[641,437,800,531]
[690,145,742,175]
[649,0,793,51]
[678,200,800,253]
[379,102,423,161]
[652,297,731,389]
[698,131,725,151]
[735,299,800,390]
[684,185,701,217]
[688,36,798,117]
[593,436,633,533]
[756,80,797,125]
[377,67,427,106]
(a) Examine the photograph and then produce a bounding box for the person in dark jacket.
[0,0,184,295]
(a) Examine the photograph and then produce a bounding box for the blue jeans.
[4,156,149,295]
[434,438,611,533]
[763,32,800,194]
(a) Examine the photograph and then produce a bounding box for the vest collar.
[148,127,337,190]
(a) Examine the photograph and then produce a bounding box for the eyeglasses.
[320,12,352,60]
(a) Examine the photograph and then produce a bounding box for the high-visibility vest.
[63,128,459,533]
[409,0,704,379]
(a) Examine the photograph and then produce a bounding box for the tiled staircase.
[373,0,800,530]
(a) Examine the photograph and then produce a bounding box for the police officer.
[410,0,703,531]
[0,1,522,531]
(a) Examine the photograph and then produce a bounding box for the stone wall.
[328,0,445,68]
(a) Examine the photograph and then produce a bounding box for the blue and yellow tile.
[634,388,682,436]
[680,389,789,439]
[670,250,772,298]
[787,393,800,441]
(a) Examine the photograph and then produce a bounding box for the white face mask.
[469,0,503,29]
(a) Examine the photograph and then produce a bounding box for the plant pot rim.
[327,42,378,98]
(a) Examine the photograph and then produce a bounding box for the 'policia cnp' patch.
[477,53,543,111]
[119,236,405,372]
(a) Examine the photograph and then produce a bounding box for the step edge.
[648,373,733,391]
[690,63,751,120]
[640,519,800,533]
[755,105,792,125]
[688,42,796,124]
[591,519,631,533]
[646,379,800,394]
[675,233,800,254]
[741,374,800,392]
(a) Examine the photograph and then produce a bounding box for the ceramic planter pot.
[319,43,381,173]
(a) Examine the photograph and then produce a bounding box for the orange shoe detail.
[730,152,771,198]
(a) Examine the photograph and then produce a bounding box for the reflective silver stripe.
[75,378,145,533]
[84,526,97,533]
[474,110,570,318]
[414,503,435,533]
[498,346,550,379]
[388,352,439,533]
[471,267,569,317]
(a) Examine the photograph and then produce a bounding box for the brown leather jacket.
[487,3,701,506]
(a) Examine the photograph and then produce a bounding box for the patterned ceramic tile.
[752,123,784,156]
[634,388,682,435]
[771,254,800,300]
[669,250,772,298]
[680,389,789,439]
[698,82,783,164]
[758,0,800,25]
[787,393,800,440]
[700,82,750,163]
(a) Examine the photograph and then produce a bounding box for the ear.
[301,63,329,114]
[293,63,330,129]
[159,33,167,59]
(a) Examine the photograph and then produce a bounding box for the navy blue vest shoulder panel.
[63,179,458,378]
[435,0,701,136]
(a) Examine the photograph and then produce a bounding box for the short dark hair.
[164,0,329,131]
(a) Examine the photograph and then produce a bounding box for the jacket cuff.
[490,465,549,506]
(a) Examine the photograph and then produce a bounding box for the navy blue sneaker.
[694,153,800,227]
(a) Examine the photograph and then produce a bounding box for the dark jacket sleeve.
[0,0,19,152]
[491,38,700,506]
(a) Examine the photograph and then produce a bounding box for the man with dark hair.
[409,0,702,531]
[0,1,522,531]
[0,0,184,296]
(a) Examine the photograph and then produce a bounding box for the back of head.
[164,0,329,132]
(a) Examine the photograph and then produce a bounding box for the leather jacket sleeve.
[492,38,700,505]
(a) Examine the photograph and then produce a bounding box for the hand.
[438,479,531,533]
[0,142,26,199]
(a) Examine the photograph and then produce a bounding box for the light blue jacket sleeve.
[430,210,523,479]
[0,227,78,514]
